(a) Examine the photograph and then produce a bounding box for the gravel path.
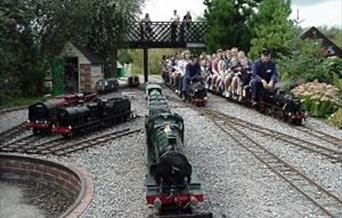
[243,126,342,199]
[0,109,27,132]
[164,90,324,218]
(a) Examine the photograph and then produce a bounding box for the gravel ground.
[0,108,27,132]
[238,125,342,199]
[0,78,341,217]
[177,107,320,218]
[47,125,147,218]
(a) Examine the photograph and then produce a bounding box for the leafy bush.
[301,97,338,118]
[279,38,342,92]
[292,80,340,118]
[329,108,342,129]
[332,74,342,95]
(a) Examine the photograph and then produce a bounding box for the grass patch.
[0,95,46,109]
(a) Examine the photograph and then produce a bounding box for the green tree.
[278,38,324,91]
[0,0,45,104]
[249,0,295,59]
[0,0,144,105]
[203,0,261,52]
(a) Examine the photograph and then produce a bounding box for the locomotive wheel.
[274,109,284,121]
[294,119,302,125]
[63,132,74,139]
[33,128,41,135]
[265,107,273,116]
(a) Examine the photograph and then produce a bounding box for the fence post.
[143,48,148,83]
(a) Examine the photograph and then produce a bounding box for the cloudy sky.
[141,0,341,28]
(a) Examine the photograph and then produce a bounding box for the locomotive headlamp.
[164,123,172,134]
[68,125,72,129]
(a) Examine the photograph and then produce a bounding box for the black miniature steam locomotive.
[25,93,97,134]
[51,98,131,137]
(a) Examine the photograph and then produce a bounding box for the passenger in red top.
[209,49,223,89]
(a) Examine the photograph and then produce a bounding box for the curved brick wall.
[0,153,93,218]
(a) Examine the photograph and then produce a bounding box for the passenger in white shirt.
[176,51,190,94]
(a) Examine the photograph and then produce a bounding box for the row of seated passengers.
[161,48,279,104]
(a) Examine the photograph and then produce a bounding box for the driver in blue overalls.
[251,48,279,106]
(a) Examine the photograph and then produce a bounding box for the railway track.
[295,126,342,149]
[53,128,142,156]
[204,109,342,218]
[0,122,27,145]
[203,109,342,162]
[0,105,27,114]
[166,94,341,161]
[0,128,142,155]
[0,134,39,151]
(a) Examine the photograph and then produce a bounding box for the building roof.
[74,44,106,64]
[301,26,342,58]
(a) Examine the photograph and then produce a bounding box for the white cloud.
[290,0,341,27]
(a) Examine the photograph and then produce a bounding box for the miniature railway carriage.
[25,93,97,134]
[145,83,212,218]
[95,78,119,93]
[51,98,131,137]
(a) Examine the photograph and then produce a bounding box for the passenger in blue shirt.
[181,55,201,100]
[251,48,279,106]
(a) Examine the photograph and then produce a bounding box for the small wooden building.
[301,26,342,58]
[58,42,106,93]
